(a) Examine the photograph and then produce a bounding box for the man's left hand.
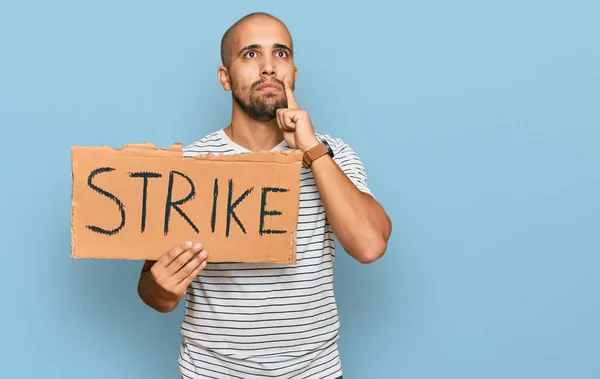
[276,79,320,152]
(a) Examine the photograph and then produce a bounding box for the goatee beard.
[232,80,288,122]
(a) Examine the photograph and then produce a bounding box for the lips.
[256,82,281,91]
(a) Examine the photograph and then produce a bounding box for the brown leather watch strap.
[302,142,329,168]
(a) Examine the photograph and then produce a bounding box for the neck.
[223,102,285,152]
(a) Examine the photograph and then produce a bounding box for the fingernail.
[200,250,208,259]
[184,241,192,248]
[193,242,202,251]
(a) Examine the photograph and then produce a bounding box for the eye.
[276,50,287,58]
[245,51,257,58]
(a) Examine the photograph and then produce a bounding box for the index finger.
[284,78,298,109]
[163,241,204,275]
[157,240,193,267]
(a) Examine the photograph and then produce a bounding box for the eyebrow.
[238,43,293,56]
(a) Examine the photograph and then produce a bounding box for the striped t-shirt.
[178,128,373,379]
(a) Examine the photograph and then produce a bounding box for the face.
[220,17,297,122]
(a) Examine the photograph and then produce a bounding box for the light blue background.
[1,0,598,378]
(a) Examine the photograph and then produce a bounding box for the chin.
[252,109,279,122]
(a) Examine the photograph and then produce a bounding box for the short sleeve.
[320,134,375,198]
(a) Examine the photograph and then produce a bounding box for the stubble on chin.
[232,88,287,122]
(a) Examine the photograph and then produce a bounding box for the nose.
[260,56,276,78]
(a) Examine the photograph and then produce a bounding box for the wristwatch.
[302,139,334,168]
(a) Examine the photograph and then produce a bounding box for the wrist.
[299,137,320,152]
[301,138,335,168]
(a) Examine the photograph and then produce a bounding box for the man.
[137,12,392,379]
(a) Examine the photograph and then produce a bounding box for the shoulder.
[182,130,226,157]
[316,133,362,159]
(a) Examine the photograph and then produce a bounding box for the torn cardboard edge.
[70,142,304,264]
[71,142,304,163]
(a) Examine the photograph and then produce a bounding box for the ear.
[217,66,231,91]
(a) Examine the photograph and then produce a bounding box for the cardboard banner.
[70,142,303,264]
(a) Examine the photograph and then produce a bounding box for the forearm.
[310,155,391,263]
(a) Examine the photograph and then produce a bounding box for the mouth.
[255,83,282,92]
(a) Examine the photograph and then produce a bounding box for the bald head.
[220,12,292,68]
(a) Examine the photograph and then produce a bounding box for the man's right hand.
[138,241,209,312]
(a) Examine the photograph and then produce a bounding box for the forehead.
[231,17,292,51]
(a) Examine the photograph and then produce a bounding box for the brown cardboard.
[70,142,303,264]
